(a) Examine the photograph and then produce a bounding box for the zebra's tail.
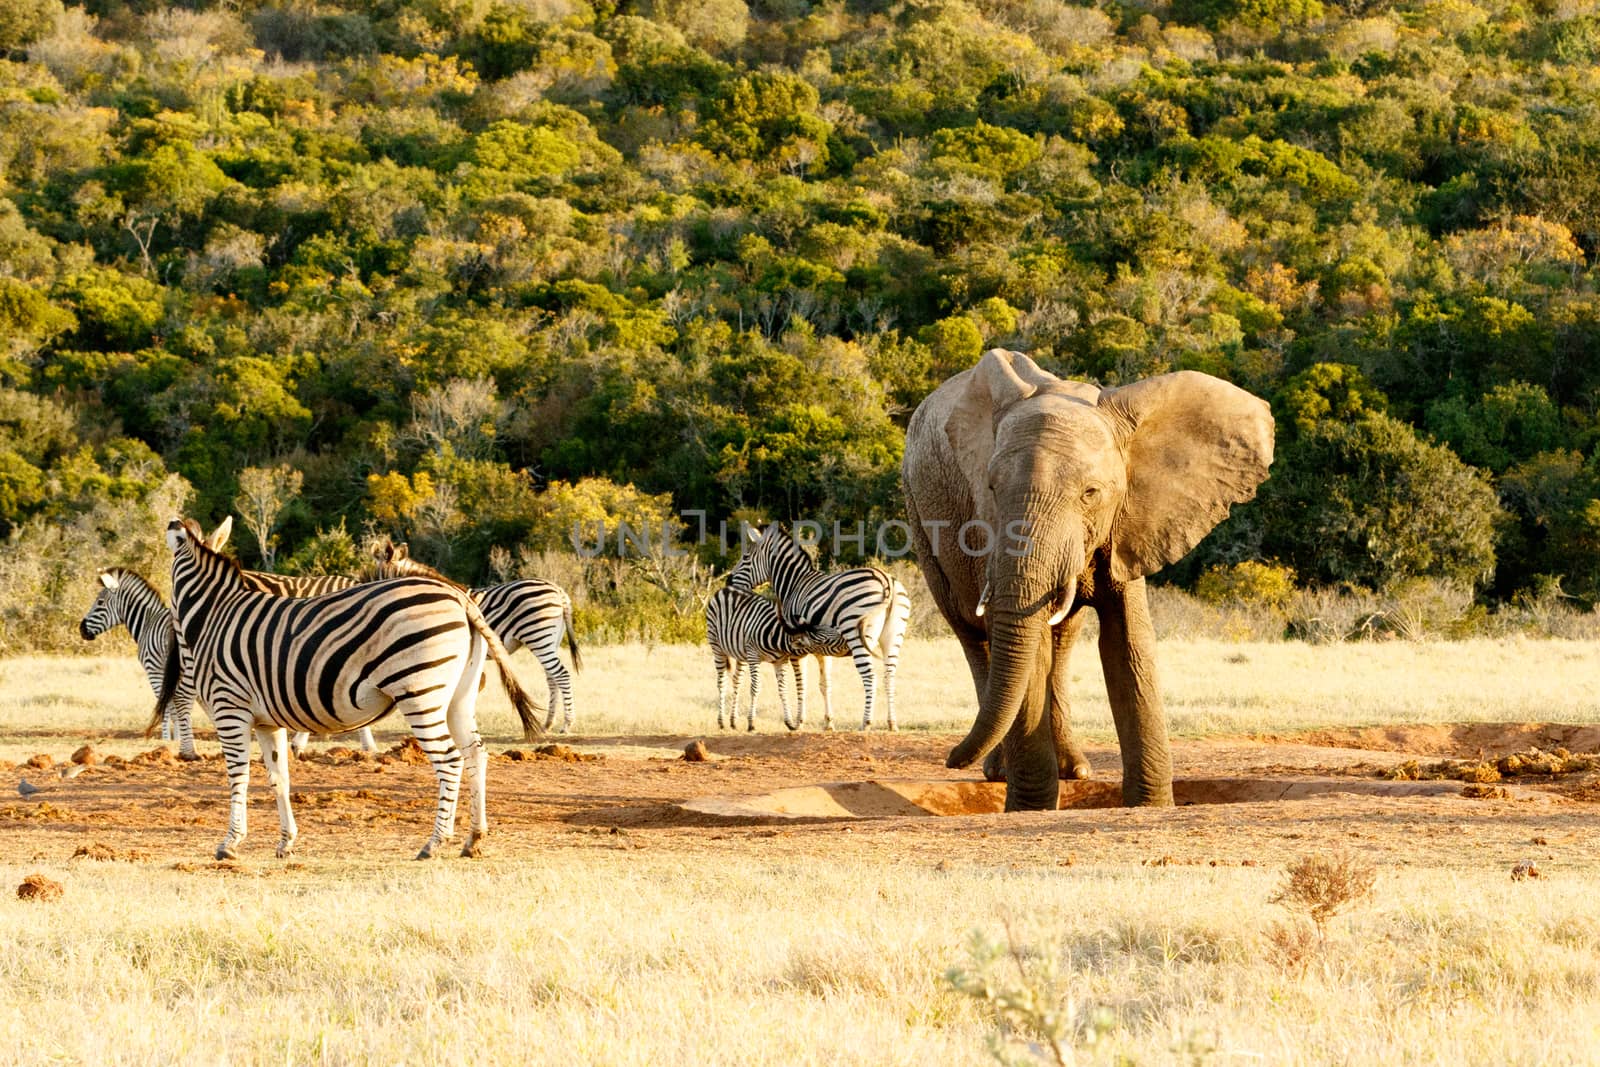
[463,594,545,740]
[563,597,583,673]
[146,630,182,739]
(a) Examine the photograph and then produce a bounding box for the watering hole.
[676,776,1536,822]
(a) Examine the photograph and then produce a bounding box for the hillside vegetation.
[6,0,1600,646]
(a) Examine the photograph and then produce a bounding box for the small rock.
[1532,835,1549,846]
[70,745,98,766]
[25,754,52,771]
[17,873,62,902]
[683,740,710,762]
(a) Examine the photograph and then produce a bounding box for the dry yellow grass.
[5,638,1600,1065]
[7,635,1600,761]
[2,854,1599,1064]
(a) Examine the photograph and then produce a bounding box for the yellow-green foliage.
[1196,561,1297,610]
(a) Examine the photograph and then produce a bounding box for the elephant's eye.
[1081,486,1100,502]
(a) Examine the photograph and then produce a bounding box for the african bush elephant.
[902,350,1274,810]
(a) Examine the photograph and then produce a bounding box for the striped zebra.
[370,540,582,733]
[143,518,379,757]
[728,524,912,731]
[706,586,851,731]
[157,518,542,860]
[79,568,200,759]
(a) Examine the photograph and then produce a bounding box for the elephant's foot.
[1060,758,1094,780]
[981,748,1006,783]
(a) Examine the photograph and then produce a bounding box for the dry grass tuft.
[16,873,62,901]
[1271,852,1377,932]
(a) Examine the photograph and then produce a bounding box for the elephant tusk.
[975,582,990,618]
[1046,587,1075,626]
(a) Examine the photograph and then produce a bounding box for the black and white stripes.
[371,542,582,732]
[78,568,199,760]
[705,586,849,731]
[728,525,911,730]
[159,518,542,860]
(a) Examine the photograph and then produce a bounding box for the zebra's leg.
[782,658,801,731]
[172,687,200,761]
[850,636,881,731]
[213,709,254,860]
[745,657,761,731]
[774,658,793,731]
[820,656,834,730]
[290,731,309,757]
[716,657,732,729]
[355,727,377,752]
[881,606,908,734]
[446,665,489,859]
[401,697,465,860]
[256,725,298,858]
[536,646,574,734]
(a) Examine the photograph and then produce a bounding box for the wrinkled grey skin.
[902,350,1274,811]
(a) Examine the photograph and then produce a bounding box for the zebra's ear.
[205,515,233,551]
[181,518,206,543]
[98,571,119,590]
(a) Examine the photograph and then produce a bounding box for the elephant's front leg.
[1050,611,1093,780]
[1096,578,1173,806]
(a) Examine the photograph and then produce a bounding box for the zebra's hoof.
[746,724,756,733]
[215,843,238,861]
[276,840,296,859]
[415,844,435,860]
[178,751,202,762]
[461,833,484,859]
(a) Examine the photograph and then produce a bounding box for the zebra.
[728,524,912,731]
[156,517,542,860]
[706,586,852,731]
[79,568,200,759]
[145,517,380,757]
[370,540,582,733]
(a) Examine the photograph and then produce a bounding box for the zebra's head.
[727,524,780,594]
[79,570,126,641]
[167,517,247,620]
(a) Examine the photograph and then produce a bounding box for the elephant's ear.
[204,515,233,551]
[1100,371,1275,583]
[944,350,1063,526]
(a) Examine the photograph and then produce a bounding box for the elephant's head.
[943,349,1274,773]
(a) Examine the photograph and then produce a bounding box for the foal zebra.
[371,541,582,732]
[79,568,198,759]
[158,518,541,860]
[728,525,911,730]
[705,586,851,731]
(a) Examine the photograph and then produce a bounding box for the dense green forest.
[6,0,1600,647]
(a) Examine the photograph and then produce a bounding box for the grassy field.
[4,636,1600,1065]
[6,635,1600,760]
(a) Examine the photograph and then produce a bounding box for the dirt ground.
[6,722,1599,875]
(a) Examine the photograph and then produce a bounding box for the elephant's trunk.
[947,522,1080,773]
[945,607,1047,770]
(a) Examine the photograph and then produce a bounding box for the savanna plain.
[5,635,1600,1065]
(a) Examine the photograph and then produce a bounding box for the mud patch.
[679,776,1544,823]
[17,873,62,901]
[71,842,150,862]
[1297,723,1600,758]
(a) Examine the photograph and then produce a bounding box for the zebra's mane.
[100,567,166,601]
[186,528,248,581]
[760,524,819,569]
[362,552,471,593]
